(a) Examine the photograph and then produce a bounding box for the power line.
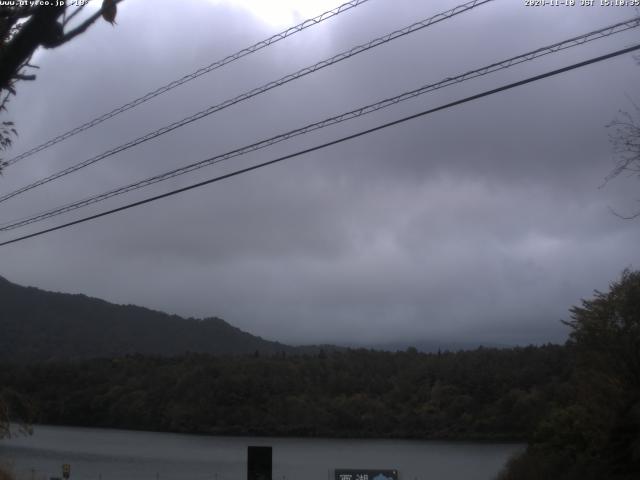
[2,16,637,232]
[0,0,494,205]
[4,0,374,167]
[1,42,638,248]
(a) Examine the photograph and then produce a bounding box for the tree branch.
[0,6,39,20]
[13,73,35,81]
[50,0,123,48]
[0,5,65,89]
[63,1,92,27]
[608,205,640,220]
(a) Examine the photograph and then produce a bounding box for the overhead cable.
[0,0,494,205]
[1,42,638,247]
[1,16,638,232]
[4,0,375,167]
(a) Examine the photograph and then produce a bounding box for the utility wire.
[4,0,374,167]
[1,43,638,248]
[0,0,494,205]
[1,16,638,232]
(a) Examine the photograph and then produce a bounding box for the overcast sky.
[1,0,639,347]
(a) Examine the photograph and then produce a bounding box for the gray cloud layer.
[1,0,639,346]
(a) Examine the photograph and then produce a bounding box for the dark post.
[247,446,272,480]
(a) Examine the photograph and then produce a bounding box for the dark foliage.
[0,275,301,361]
[0,345,571,441]
[0,1,123,170]
[498,270,640,480]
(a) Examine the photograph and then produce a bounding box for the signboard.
[62,464,70,479]
[335,470,398,480]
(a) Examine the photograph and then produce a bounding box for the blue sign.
[335,469,398,480]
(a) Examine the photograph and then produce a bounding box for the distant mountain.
[359,339,510,353]
[0,275,298,362]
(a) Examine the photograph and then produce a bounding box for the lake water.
[0,425,522,480]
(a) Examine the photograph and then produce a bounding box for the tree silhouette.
[499,269,640,479]
[0,0,123,171]
[606,100,640,219]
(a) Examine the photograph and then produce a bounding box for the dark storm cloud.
[1,0,639,346]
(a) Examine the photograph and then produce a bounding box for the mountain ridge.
[0,275,512,362]
[0,275,298,362]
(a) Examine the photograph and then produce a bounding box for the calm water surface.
[0,425,522,480]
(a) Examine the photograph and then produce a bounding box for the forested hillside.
[498,270,640,480]
[3,271,638,478]
[0,276,296,360]
[0,345,571,440]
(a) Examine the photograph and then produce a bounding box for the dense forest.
[1,270,639,479]
[0,345,571,440]
[498,269,640,480]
